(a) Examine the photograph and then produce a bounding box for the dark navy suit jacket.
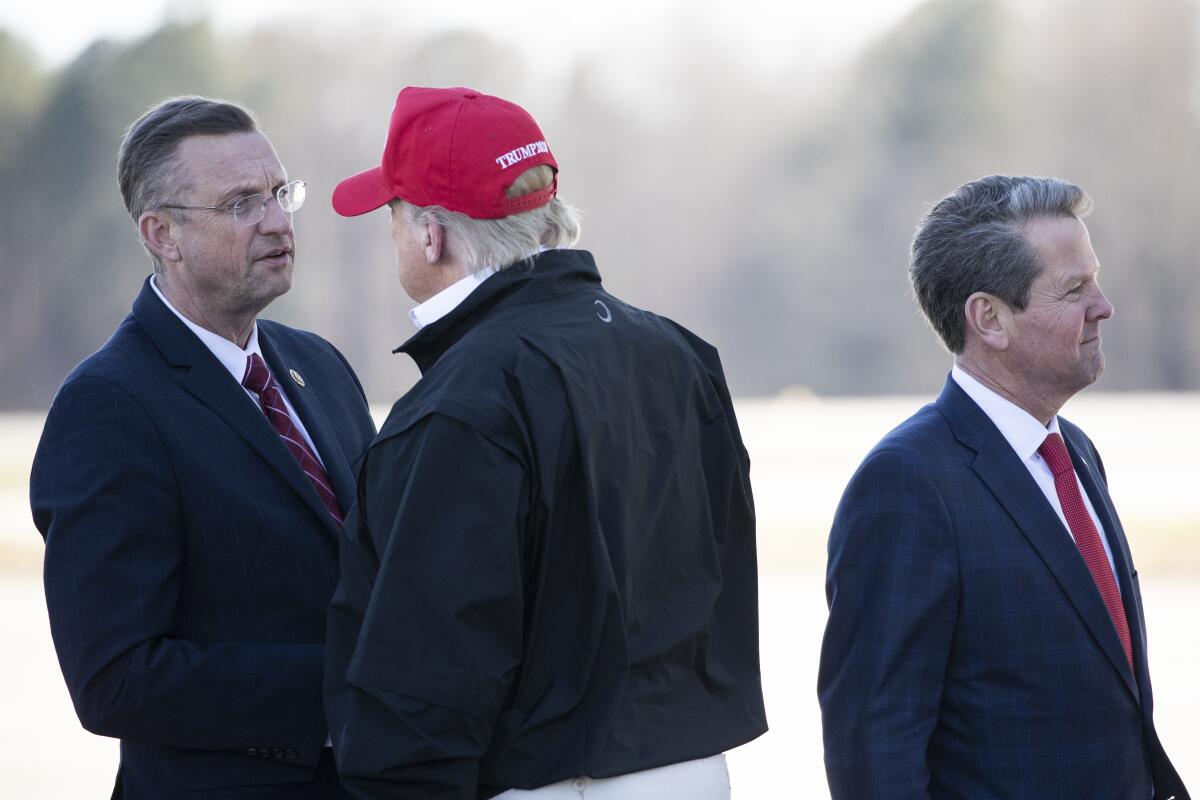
[30,278,377,799]
[818,376,1189,800]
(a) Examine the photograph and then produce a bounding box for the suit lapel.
[937,377,1140,701]
[259,328,357,525]
[132,278,337,536]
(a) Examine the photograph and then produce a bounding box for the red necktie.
[1038,432,1132,669]
[242,353,344,524]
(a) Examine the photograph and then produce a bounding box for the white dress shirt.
[409,266,497,329]
[951,364,1119,581]
[150,276,325,465]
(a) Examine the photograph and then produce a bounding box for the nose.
[1091,282,1114,321]
[257,195,293,234]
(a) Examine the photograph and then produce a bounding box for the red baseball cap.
[332,86,559,219]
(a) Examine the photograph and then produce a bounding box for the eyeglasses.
[158,180,307,226]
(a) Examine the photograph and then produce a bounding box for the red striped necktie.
[242,353,344,524]
[1038,432,1132,669]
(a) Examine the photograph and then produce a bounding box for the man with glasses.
[30,96,376,799]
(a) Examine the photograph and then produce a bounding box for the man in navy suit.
[818,175,1189,799]
[29,97,376,799]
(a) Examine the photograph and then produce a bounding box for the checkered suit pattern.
[818,376,1189,800]
[30,277,376,799]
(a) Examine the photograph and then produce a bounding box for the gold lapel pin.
[289,369,306,387]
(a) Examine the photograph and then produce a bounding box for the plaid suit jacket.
[30,278,377,799]
[818,376,1188,800]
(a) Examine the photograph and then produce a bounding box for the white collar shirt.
[150,275,324,465]
[409,267,498,330]
[951,364,1118,582]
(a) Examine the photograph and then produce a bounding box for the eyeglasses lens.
[231,181,306,225]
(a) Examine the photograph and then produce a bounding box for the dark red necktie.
[1038,432,1132,669]
[242,353,344,524]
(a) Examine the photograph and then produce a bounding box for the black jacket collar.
[394,249,601,373]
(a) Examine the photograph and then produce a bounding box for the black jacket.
[326,249,767,798]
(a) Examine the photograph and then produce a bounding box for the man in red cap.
[324,86,767,799]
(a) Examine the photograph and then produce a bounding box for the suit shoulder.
[1058,414,1105,472]
[835,402,967,505]
[48,371,148,416]
[259,319,364,384]
[56,314,156,393]
[865,401,954,462]
[1057,415,1094,448]
[258,318,336,353]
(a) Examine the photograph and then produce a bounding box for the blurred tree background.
[1,0,1198,408]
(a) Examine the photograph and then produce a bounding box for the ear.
[422,220,444,264]
[139,210,182,265]
[963,291,1010,351]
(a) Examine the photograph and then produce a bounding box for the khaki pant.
[494,754,730,799]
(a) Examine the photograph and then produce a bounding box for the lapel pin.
[289,369,306,387]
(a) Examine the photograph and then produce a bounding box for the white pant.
[494,753,730,799]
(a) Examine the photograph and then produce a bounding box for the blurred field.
[739,390,1200,573]
[2,394,1197,796]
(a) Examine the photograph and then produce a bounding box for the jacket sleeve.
[816,448,958,800]
[326,412,527,799]
[30,376,328,764]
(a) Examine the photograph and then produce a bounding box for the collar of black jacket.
[393,248,602,373]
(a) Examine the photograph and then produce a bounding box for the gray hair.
[395,165,582,273]
[909,175,1093,353]
[117,96,257,271]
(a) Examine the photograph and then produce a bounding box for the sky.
[0,0,928,79]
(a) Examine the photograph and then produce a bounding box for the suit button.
[285,749,297,761]
[272,748,284,759]
[246,748,258,757]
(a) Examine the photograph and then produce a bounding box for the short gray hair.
[117,96,257,271]
[909,175,1093,353]
[395,165,581,273]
